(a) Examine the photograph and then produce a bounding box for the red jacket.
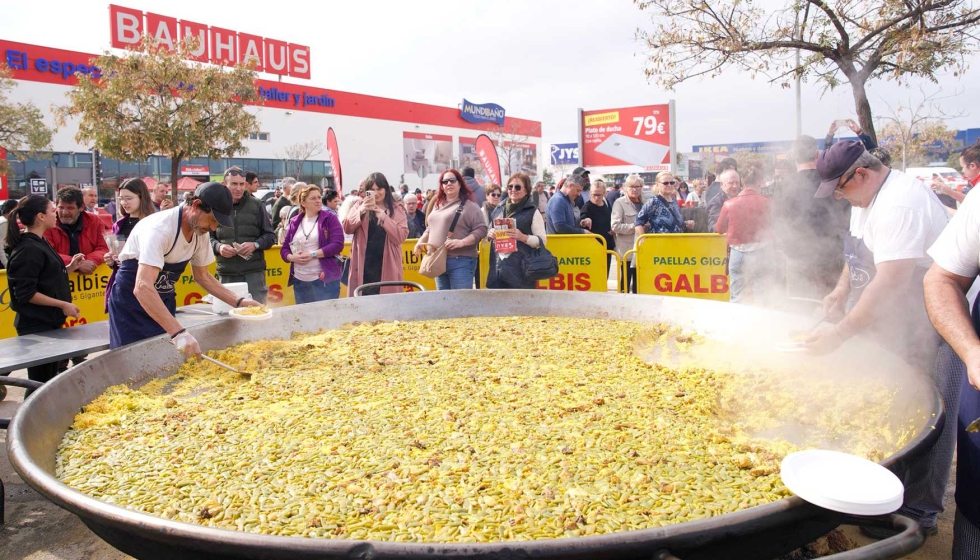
[716,188,773,246]
[43,211,109,266]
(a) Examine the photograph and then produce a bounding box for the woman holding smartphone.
[5,195,83,387]
[343,172,409,296]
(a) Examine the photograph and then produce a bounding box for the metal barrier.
[629,233,730,301]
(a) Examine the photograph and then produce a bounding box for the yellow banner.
[0,241,437,339]
[478,234,609,292]
[584,111,620,126]
[634,234,730,301]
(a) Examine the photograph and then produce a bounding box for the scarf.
[505,194,529,218]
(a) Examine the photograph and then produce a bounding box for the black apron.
[107,208,193,349]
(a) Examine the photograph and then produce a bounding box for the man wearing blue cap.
[107,182,262,358]
[806,140,953,537]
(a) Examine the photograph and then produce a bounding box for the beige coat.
[611,196,642,264]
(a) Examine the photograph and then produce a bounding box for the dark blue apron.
[107,208,192,349]
[957,297,980,528]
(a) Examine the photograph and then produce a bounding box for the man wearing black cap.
[805,140,952,537]
[107,182,261,358]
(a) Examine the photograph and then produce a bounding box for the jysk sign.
[109,4,311,79]
[550,143,580,165]
[460,99,506,126]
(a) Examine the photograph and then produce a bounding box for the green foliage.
[56,38,260,198]
[542,168,555,186]
[0,64,54,176]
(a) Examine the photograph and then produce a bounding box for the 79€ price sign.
[580,103,673,169]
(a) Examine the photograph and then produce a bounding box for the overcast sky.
[2,0,978,153]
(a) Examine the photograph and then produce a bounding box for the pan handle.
[652,514,922,560]
[353,281,425,297]
[0,376,43,430]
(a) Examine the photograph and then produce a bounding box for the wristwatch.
[311,250,318,258]
[253,242,260,250]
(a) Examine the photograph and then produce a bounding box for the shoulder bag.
[419,200,466,278]
[521,242,559,282]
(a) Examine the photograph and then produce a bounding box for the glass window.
[242,159,259,173]
[118,159,140,178]
[74,153,92,167]
[272,160,285,178]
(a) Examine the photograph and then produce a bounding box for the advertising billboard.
[579,102,675,171]
[403,132,452,176]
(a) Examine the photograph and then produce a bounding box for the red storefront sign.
[580,104,673,169]
[109,4,310,79]
[180,165,209,175]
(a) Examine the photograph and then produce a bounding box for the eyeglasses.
[507,184,523,191]
[627,184,642,189]
[835,168,861,195]
[488,192,501,197]
[660,181,677,186]
[440,177,458,185]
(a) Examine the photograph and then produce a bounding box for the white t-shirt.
[291,215,322,282]
[929,185,980,278]
[118,207,215,269]
[849,170,949,266]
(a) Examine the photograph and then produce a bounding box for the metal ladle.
[201,355,252,380]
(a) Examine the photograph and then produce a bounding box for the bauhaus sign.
[109,4,310,79]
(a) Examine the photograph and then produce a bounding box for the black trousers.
[619,265,637,293]
[15,320,68,394]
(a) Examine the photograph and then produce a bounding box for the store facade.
[1,39,542,200]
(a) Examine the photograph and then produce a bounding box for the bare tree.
[877,87,964,170]
[276,139,324,178]
[488,122,534,177]
[634,0,980,143]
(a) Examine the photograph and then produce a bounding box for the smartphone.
[594,133,671,167]
[835,119,850,127]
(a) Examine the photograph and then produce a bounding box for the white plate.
[780,450,903,516]
[228,307,273,321]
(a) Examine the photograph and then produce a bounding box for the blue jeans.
[436,256,477,290]
[293,278,340,304]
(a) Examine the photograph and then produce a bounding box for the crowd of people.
[4,132,980,555]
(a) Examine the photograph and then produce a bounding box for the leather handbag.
[521,244,560,282]
[419,200,465,278]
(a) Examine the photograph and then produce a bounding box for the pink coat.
[342,199,409,295]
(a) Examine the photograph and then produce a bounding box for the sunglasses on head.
[226,170,244,177]
[441,177,458,185]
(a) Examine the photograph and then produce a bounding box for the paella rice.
[56,317,920,542]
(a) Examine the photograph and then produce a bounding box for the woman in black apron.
[5,195,84,387]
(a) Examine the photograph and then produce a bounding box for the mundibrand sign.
[460,99,506,127]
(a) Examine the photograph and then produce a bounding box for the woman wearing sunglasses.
[634,172,697,238]
[414,169,488,290]
[486,172,547,289]
[481,184,503,227]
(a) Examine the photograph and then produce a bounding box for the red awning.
[142,176,160,189]
[176,177,202,191]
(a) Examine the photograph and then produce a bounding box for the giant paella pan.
[8,290,941,559]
